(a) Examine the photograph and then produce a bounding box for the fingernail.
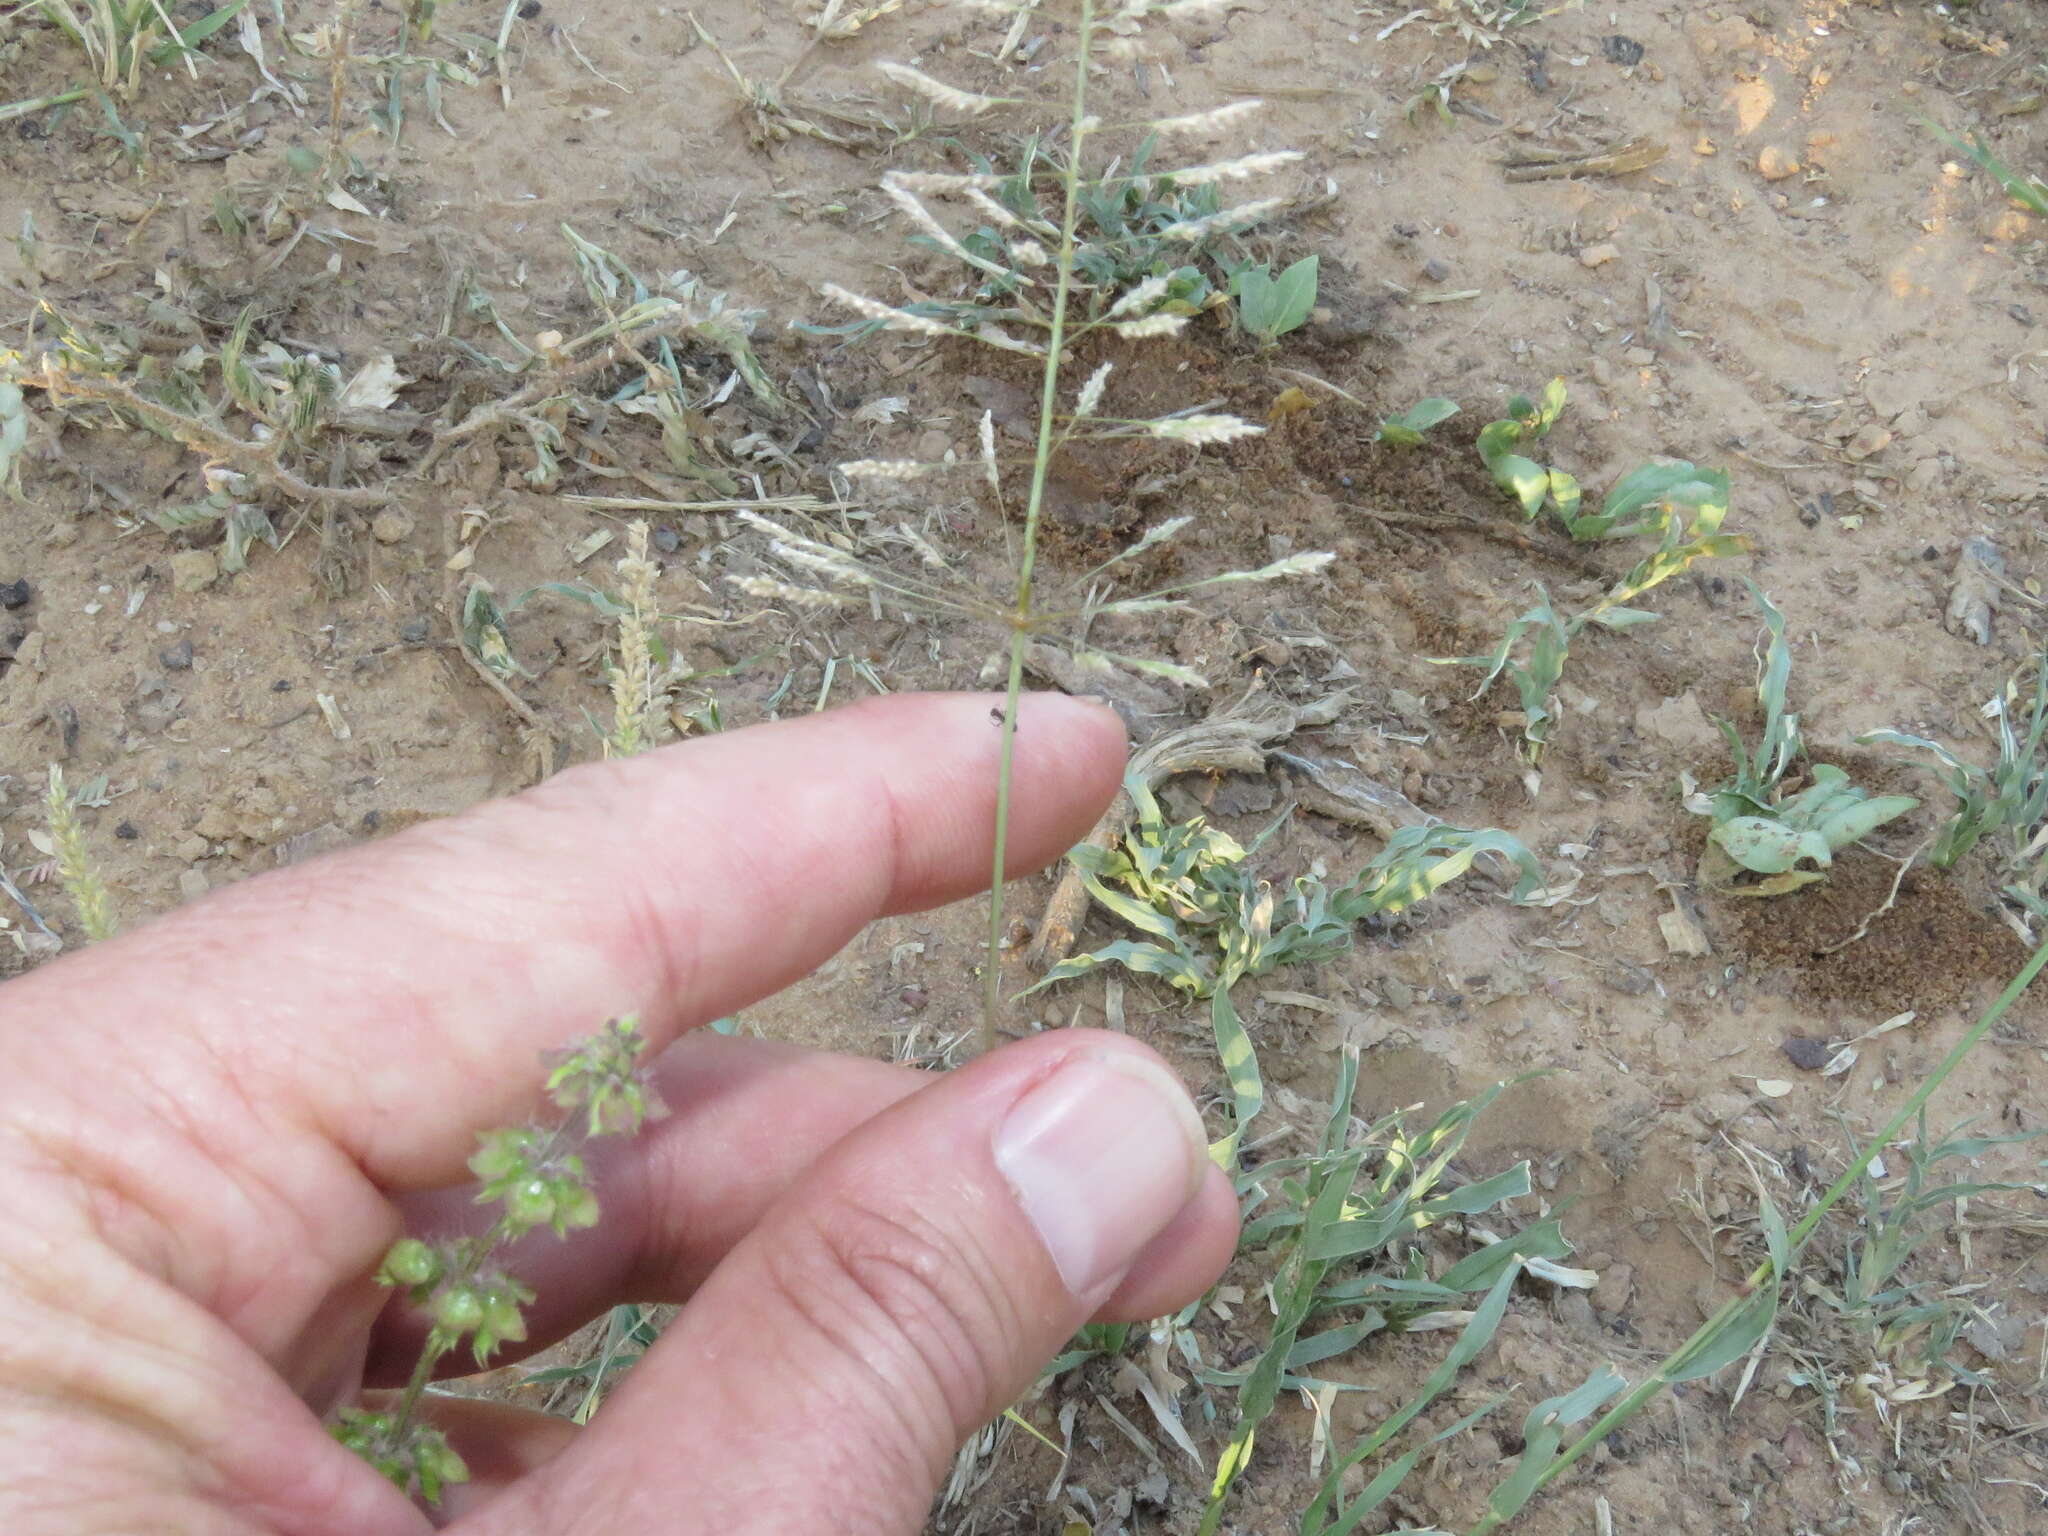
[993,1050,1207,1298]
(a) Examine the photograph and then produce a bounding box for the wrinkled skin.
[0,693,1238,1534]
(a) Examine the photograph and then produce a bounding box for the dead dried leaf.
[1946,535,2003,645]
[338,354,410,410]
[1658,895,1711,956]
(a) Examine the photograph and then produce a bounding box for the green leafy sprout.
[1698,583,1917,895]
[1861,653,2048,924]
[1476,377,1571,519]
[1197,1052,1594,1536]
[1232,254,1319,345]
[1375,394,1459,446]
[1798,1113,2047,1399]
[1428,585,1658,764]
[2,0,253,129]
[1026,772,1543,1166]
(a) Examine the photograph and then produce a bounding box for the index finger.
[8,692,1125,1188]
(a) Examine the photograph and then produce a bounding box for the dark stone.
[115,821,139,840]
[1602,35,1645,66]
[0,578,31,610]
[652,525,681,555]
[1781,1034,1830,1072]
[399,617,432,645]
[160,637,194,670]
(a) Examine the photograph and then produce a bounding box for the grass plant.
[1027,774,1541,1164]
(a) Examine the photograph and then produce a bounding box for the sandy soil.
[4,1,2048,1532]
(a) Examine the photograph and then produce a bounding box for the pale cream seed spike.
[1160,197,1289,242]
[895,522,950,569]
[770,543,877,586]
[957,185,1027,230]
[1163,149,1305,186]
[971,324,1048,357]
[885,169,1006,193]
[1107,273,1172,318]
[875,61,1005,116]
[1146,99,1265,135]
[820,283,956,338]
[1109,314,1187,339]
[838,459,938,480]
[1075,361,1113,419]
[978,411,1000,494]
[880,179,1019,281]
[729,574,855,611]
[1150,413,1264,445]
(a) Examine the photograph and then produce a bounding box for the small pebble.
[160,637,194,671]
[170,548,219,593]
[398,617,432,645]
[1757,145,1801,181]
[652,525,681,555]
[178,868,211,902]
[1578,242,1620,268]
[0,578,31,610]
[370,508,415,544]
[1623,346,1657,366]
[115,821,139,840]
[1421,256,1452,282]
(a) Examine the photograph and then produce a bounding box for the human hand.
[0,693,1239,1534]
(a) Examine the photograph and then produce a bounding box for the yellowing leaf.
[1267,385,1315,422]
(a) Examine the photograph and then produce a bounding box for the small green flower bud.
[431,1284,485,1335]
[481,1284,529,1346]
[557,1183,601,1232]
[417,1436,470,1499]
[503,1178,556,1230]
[378,1238,441,1289]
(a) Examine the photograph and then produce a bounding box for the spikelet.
[875,61,1006,115]
[1107,274,1172,318]
[1074,361,1113,419]
[1109,314,1187,339]
[1160,197,1290,242]
[729,574,857,610]
[977,411,1001,495]
[881,176,1020,281]
[821,284,956,338]
[43,765,114,943]
[607,521,664,757]
[1150,413,1263,445]
[1161,150,1304,186]
[838,459,940,480]
[1146,99,1264,135]
[961,185,1053,237]
[884,169,1006,193]
[895,522,951,570]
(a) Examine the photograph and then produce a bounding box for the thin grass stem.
[982,0,1095,1054]
[1463,935,2048,1534]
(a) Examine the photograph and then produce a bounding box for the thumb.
[474,1031,1236,1536]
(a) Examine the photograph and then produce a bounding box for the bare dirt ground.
[5,2,2048,1533]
